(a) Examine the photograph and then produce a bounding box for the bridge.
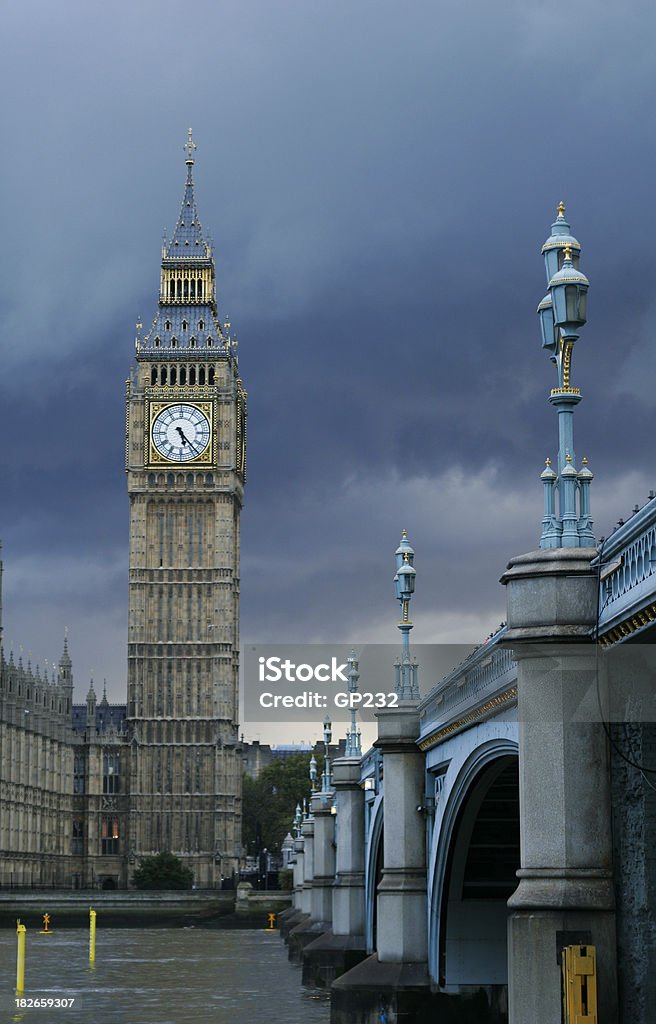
[278,206,656,1024]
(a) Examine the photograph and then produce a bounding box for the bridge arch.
[428,729,519,992]
[364,793,384,953]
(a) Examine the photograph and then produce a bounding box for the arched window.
[171,337,177,348]
[169,280,175,299]
[177,279,182,299]
[190,337,196,348]
[151,367,157,385]
[208,367,215,385]
[167,473,174,487]
[186,473,194,486]
[165,319,171,331]
[183,279,189,300]
[207,338,212,347]
[189,280,195,300]
[170,367,177,385]
[180,367,186,385]
[161,367,167,385]
[189,368,196,385]
[198,319,204,331]
[182,320,188,331]
[199,367,205,385]
[197,279,203,299]
[205,473,214,486]
[154,337,160,348]
[148,473,156,486]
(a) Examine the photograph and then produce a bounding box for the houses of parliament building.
[0,134,247,890]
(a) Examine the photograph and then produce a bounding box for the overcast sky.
[2,1,655,744]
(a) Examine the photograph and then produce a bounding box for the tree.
[132,851,194,890]
[242,753,323,856]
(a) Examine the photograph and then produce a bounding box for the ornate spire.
[167,129,208,255]
[59,629,71,667]
[141,132,228,355]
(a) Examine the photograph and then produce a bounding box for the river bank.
[0,889,291,929]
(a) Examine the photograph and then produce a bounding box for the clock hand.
[175,426,190,445]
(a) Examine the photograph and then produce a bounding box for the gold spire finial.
[401,528,407,539]
[566,453,572,463]
[557,201,566,218]
[582,456,588,465]
[563,243,573,262]
[184,128,197,164]
[545,457,551,466]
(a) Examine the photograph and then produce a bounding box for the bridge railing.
[418,628,517,742]
[596,496,656,641]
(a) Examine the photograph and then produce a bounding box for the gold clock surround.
[147,400,214,466]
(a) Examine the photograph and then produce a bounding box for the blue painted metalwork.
[537,204,595,549]
[345,650,362,757]
[321,715,334,793]
[393,530,419,699]
[595,496,656,641]
[417,627,515,744]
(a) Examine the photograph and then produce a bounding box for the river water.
[0,928,330,1024]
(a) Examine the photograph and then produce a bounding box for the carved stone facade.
[0,626,131,889]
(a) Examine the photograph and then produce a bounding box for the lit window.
[101,817,120,855]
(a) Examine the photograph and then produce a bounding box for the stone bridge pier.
[501,548,618,1024]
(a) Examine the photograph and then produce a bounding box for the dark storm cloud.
[2,0,656,737]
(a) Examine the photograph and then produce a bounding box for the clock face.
[151,404,211,462]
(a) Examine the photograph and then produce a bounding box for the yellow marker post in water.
[89,908,97,963]
[39,913,53,935]
[16,920,26,993]
[266,912,276,930]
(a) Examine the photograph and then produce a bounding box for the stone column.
[311,792,335,927]
[292,835,305,911]
[501,548,618,1024]
[332,757,366,939]
[375,702,427,962]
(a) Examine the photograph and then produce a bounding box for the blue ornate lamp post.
[345,651,362,757]
[293,802,302,838]
[321,715,333,793]
[537,204,594,549]
[309,754,318,793]
[393,530,419,700]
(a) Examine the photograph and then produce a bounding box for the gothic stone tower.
[125,132,246,887]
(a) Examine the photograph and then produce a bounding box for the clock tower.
[125,132,246,887]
